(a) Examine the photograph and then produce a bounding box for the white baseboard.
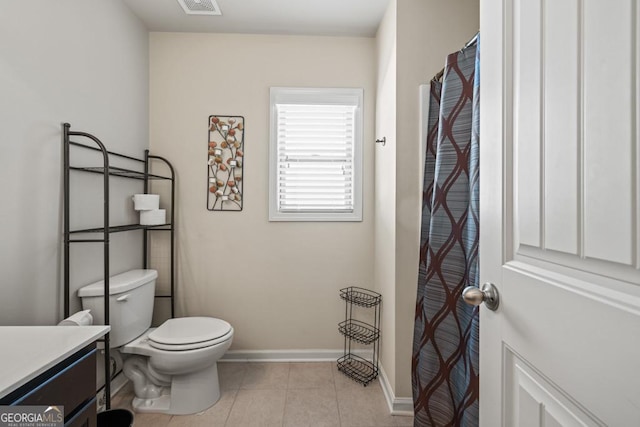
[221,349,372,363]
[379,364,414,416]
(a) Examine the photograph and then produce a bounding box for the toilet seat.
[148,317,233,351]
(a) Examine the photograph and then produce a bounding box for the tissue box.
[140,209,166,225]
[132,194,160,211]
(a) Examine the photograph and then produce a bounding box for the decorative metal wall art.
[207,115,244,211]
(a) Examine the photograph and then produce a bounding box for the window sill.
[269,212,362,222]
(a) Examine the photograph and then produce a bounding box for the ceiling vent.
[176,0,222,16]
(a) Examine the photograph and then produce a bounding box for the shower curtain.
[412,37,480,427]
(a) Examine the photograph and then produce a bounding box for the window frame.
[269,87,364,222]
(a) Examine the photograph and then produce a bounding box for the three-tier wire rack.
[337,286,381,386]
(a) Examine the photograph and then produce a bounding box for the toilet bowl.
[122,317,233,414]
[78,270,234,415]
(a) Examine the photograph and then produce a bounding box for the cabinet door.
[3,345,97,426]
[14,349,96,413]
[65,398,97,427]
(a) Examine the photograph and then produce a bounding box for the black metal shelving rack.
[62,123,176,410]
[337,287,381,386]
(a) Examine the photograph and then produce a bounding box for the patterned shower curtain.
[412,37,480,427]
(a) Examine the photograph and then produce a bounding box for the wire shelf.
[340,287,381,308]
[338,319,379,345]
[69,223,171,234]
[337,354,379,386]
[70,166,172,180]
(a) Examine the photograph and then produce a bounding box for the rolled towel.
[140,209,166,225]
[132,194,160,211]
[58,309,93,326]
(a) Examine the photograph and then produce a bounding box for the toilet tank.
[78,269,158,348]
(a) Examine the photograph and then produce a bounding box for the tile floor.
[112,362,414,427]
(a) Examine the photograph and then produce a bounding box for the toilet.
[78,269,233,415]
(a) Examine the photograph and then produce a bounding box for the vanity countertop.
[0,325,109,398]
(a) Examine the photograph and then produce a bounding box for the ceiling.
[122,0,390,37]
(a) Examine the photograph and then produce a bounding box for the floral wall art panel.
[207,115,244,211]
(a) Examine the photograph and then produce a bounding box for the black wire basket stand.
[337,287,381,386]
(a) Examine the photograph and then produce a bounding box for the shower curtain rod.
[432,31,479,82]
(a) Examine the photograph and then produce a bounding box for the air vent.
[176,0,222,16]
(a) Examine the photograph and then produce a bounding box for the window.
[269,87,363,221]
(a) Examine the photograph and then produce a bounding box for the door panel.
[480,0,640,425]
[503,262,639,424]
[514,0,542,248]
[583,0,636,265]
[505,349,599,427]
[543,0,579,255]
[514,0,638,266]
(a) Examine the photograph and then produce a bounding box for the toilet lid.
[148,317,232,347]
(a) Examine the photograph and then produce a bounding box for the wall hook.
[375,137,386,147]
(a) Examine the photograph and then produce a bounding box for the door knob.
[462,282,500,311]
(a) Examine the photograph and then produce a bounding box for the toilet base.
[132,394,171,413]
[130,362,221,415]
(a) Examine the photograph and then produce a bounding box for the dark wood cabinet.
[65,398,97,427]
[0,344,98,427]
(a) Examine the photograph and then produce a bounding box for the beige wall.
[149,32,376,350]
[375,0,479,399]
[0,0,149,325]
[374,0,398,394]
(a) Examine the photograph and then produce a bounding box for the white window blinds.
[269,87,363,221]
[276,103,356,213]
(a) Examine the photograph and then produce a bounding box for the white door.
[479,0,640,426]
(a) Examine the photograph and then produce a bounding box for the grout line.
[285,361,292,390]
[221,388,240,426]
[282,362,292,426]
[281,387,289,427]
[331,361,345,427]
[222,363,246,426]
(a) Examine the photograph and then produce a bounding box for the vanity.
[0,326,109,427]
